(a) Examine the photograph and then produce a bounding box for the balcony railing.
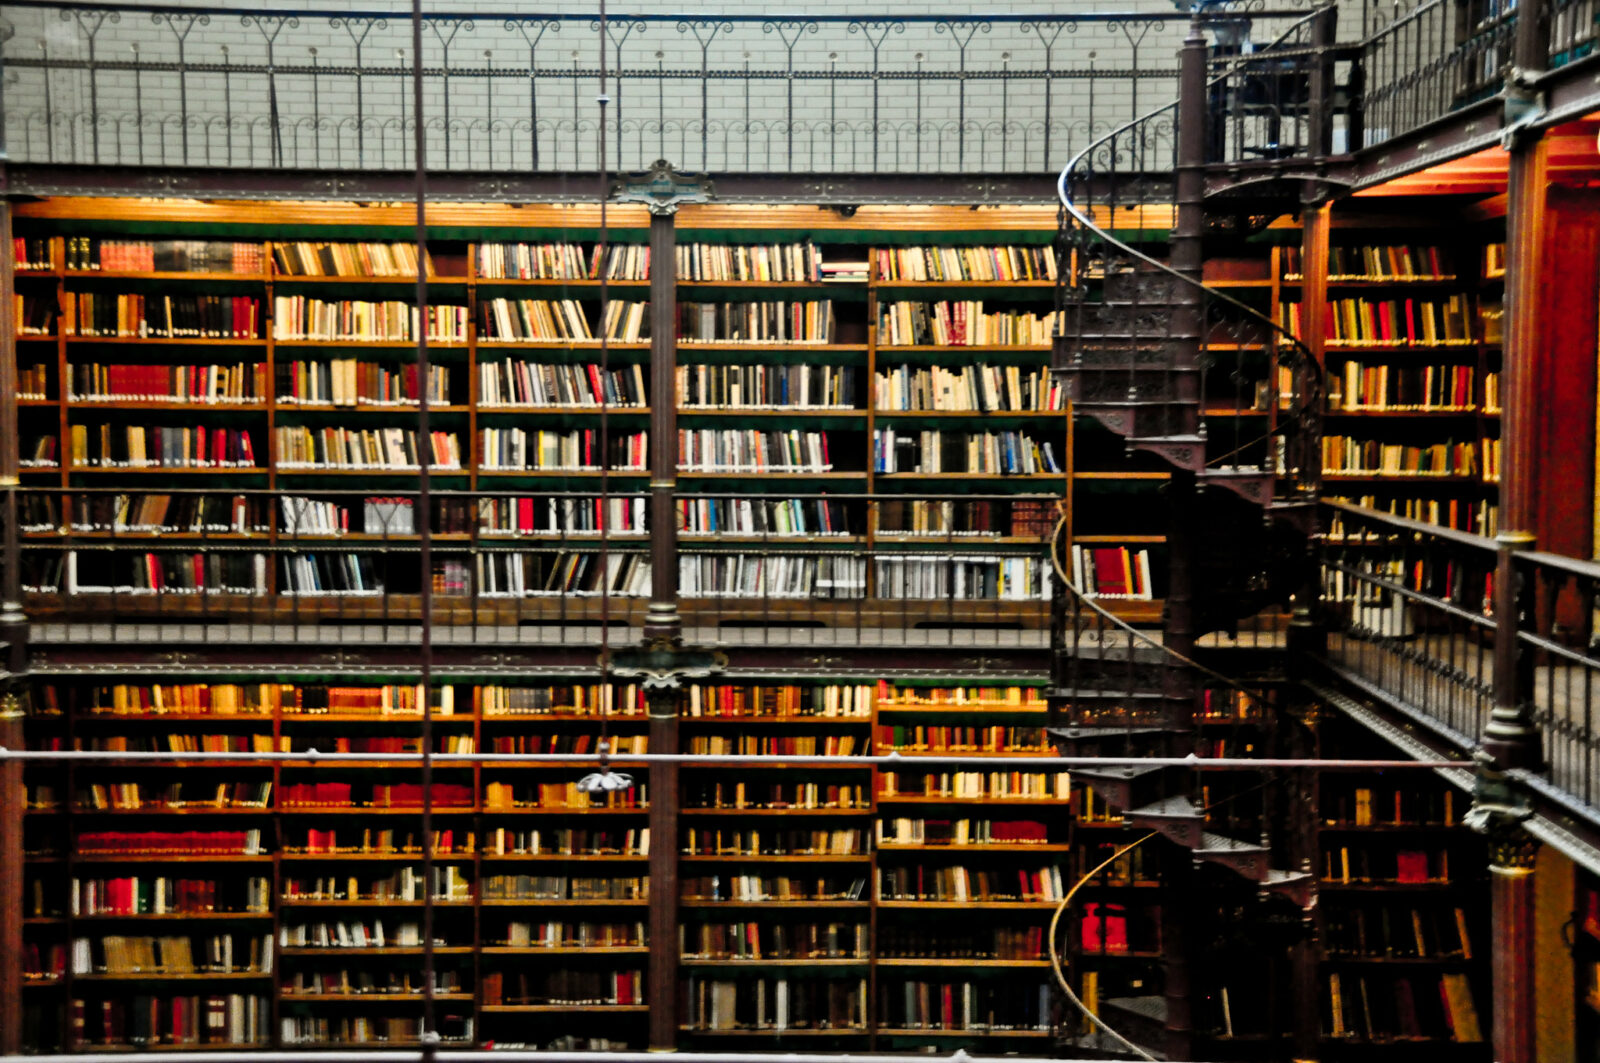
[17,486,1061,650]
[0,1,1342,176]
[1320,499,1600,821]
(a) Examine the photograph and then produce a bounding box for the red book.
[1092,548,1128,596]
[1395,850,1430,882]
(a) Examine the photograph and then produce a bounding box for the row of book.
[274,241,429,278]
[678,299,837,343]
[282,970,463,997]
[877,301,1065,347]
[682,922,866,960]
[281,868,474,902]
[501,921,645,948]
[289,828,472,855]
[871,555,1052,601]
[64,425,259,467]
[873,725,1050,754]
[279,782,474,809]
[62,550,1018,602]
[678,363,856,409]
[876,244,1058,283]
[685,735,862,757]
[682,828,868,856]
[678,497,848,537]
[1282,243,1453,281]
[70,362,267,404]
[1322,904,1472,960]
[1069,545,1156,600]
[876,865,1066,903]
[280,1016,472,1045]
[70,934,271,975]
[483,781,648,809]
[679,554,864,600]
[872,430,1062,475]
[19,362,48,399]
[476,496,647,537]
[1322,845,1450,884]
[875,364,1065,412]
[70,876,271,917]
[876,771,1072,800]
[1321,435,1485,477]
[678,427,831,473]
[480,358,646,407]
[686,782,870,810]
[688,976,865,1031]
[1280,296,1474,345]
[1325,493,1497,539]
[481,874,646,901]
[478,427,648,472]
[76,830,265,855]
[274,426,462,470]
[68,239,266,274]
[678,241,820,283]
[77,781,271,811]
[14,235,53,270]
[1330,362,1484,412]
[278,922,430,949]
[481,828,650,856]
[681,875,865,903]
[483,969,642,1006]
[271,298,470,342]
[878,925,1045,960]
[1323,972,1482,1042]
[476,241,644,280]
[876,819,1052,846]
[878,981,1052,1032]
[19,493,1059,542]
[277,360,448,406]
[73,995,269,1048]
[63,293,262,339]
[685,682,873,718]
[47,679,997,720]
[479,297,626,341]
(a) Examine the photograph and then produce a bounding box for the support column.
[1157,24,1209,1062]
[645,208,680,644]
[0,692,22,1054]
[1481,131,1548,773]
[0,195,28,1052]
[1485,821,1540,1063]
[0,200,25,671]
[647,685,679,1050]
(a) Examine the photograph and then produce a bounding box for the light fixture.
[575,741,634,794]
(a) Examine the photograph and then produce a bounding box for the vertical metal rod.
[410,0,437,1047]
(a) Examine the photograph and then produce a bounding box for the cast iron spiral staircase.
[1046,9,1343,1057]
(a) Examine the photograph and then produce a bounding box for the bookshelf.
[20,673,1096,1051]
[1277,228,1503,540]
[1314,745,1490,1057]
[11,200,1105,630]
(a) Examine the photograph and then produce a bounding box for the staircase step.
[1127,795,1204,820]
[1073,764,1172,811]
[1126,795,1206,847]
[1262,868,1317,908]
[1046,725,1168,741]
[1127,434,1205,446]
[1103,995,1168,1024]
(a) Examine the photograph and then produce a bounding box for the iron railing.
[0,3,1341,175]
[1320,500,1600,821]
[17,486,1060,649]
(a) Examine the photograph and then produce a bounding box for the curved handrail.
[1055,7,1329,486]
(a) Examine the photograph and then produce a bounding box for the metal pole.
[409,0,437,1048]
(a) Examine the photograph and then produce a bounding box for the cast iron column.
[1461,9,1551,1059]
[0,195,25,1053]
[645,209,680,644]
[1156,21,1211,1062]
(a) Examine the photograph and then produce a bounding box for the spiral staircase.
[1047,8,1343,1058]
